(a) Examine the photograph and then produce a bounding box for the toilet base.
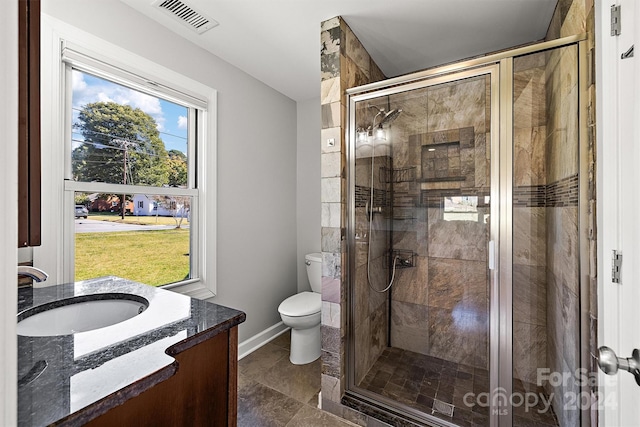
[289,324,321,365]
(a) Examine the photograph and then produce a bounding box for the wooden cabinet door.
[18,0,41,247]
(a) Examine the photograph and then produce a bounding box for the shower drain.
[432,399,455,417]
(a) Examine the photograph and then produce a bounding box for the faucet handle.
[17,266,49,282]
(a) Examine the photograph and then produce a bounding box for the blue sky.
[71,70,188,154]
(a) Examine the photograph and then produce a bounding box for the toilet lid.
[278,291,321,317]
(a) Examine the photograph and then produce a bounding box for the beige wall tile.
[513,207,547,266]
[322,301,341,328]
[321,17,340,32]
[514,126,547,187]
[321,152,342,178]
[343,23,370,79]
[321,177,341,203]
[427,216,488,261]
[390,300,430,355]
[321,202,341,228]
[561,0,586,37]
[513,321,547,383]
[546,207,579,295]
[513,264,547,327]
[321,78,341,105]
[321,102,341,129]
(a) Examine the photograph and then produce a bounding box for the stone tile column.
[319,16,386,424]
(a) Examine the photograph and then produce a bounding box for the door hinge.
[612,250,622,283]
[611,4,621,36]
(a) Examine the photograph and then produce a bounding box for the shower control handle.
[597,346,640,386]
[365,201,383,217]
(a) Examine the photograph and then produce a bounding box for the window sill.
[164,279,215,300]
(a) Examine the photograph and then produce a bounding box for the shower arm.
[358,108,402,135]
[371,110,384,129]
[359,105,385,131]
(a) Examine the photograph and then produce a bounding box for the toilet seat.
[278,291,321,317]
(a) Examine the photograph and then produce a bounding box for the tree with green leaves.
[167,149,187,187]
[74,193,90,207]
[72,102,169,187]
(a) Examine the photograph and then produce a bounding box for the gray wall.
[296,97,321,292]
[42,0,299,342]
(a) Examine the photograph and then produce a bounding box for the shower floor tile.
[357,347,559,427]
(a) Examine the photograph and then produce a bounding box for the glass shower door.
[348,65,499,426]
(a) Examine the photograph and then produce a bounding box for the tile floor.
[237,331,356,427]
[239,335,559,427]
[358,347,559,427]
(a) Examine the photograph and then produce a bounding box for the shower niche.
[346,41,583,427]
[419,127,477,184]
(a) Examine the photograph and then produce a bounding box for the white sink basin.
[17,294,149,337]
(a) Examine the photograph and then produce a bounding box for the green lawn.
[75,229,190,287]
[87,212,189,226]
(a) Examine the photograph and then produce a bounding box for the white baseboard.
[238,321,290,360]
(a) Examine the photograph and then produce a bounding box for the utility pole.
[112,138,131,220]
[122,144,127,219]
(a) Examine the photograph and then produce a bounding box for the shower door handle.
[597,346,640,386]
[488,241,495,270]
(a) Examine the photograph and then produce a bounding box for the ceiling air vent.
[153,0,219,34]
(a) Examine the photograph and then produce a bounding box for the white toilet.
[278,252,322,365]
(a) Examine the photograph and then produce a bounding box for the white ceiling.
[121,0,558,101]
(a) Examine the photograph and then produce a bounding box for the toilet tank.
[305,253,322,293]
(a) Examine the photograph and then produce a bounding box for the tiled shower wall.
[387,77,491,369]
[544,43,581,427]
[353,155,391,385]
[511,42,582,427]
[512,52,549,386]
[319,16,387,424]
[545,1,596,426]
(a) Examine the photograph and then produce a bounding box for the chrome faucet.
[17,266,49,283]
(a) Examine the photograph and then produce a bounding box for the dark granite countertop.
[17,276,246,427]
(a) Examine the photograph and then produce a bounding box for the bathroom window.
[57,41,216,294]
[442,196,490,223]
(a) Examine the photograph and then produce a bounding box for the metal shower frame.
[344,33,590,427]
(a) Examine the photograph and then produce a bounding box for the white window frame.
[36,15,217,298]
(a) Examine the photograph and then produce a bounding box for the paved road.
[75,219,187,233]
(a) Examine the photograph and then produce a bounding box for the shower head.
[379,108,402,126]
[357,107,403,141]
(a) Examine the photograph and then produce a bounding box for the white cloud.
[72,72,87,91]
[97,92,114,103]
[177,116,188,129]
[72,69,166,130]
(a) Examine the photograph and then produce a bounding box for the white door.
[596,0,640,425]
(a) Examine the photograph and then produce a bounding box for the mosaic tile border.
[546,174,579,207]
[513,173,579,208]
[513,184,546,207]
[355,185,389,208]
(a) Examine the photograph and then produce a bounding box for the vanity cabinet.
[18,0,41,247]
[85,327,239,427]
[18,278,246,427]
